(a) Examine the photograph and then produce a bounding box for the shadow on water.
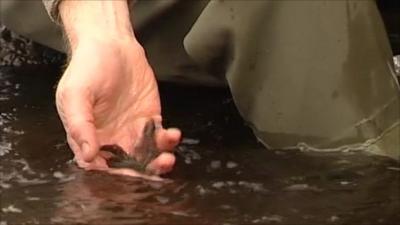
[0,66,399,225]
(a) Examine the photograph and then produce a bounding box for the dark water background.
[1,65,399,225]
[1,2,400,224]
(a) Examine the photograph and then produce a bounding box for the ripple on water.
[0,65,399,225]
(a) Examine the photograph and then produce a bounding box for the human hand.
[56,1,181,177]
[56,38,181,176]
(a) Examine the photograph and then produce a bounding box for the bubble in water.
[226,161,238,169]
[210,160,221,169]
[1,205,22,213]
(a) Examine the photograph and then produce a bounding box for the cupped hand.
[56,38,181,176]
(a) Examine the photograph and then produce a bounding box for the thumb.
[68,118,99,162]
[56,85,99,162]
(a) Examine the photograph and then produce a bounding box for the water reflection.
[1,66,399,225]
[51,168,194,225]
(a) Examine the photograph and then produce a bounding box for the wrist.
[59,0,136,51]
[74,34,138,54]
[74,35,141,57]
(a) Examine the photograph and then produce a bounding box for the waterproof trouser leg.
[184,0,399,159]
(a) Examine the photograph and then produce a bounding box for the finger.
[155,128,181,151]
[146,152,176,174]
[57,86,99,162]
[107,168,164,181]
[151,115,181,151]
[66,134,81,158]
[67,134,108,170]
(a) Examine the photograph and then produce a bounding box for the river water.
[0,65,399,225]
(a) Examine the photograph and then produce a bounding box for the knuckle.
[68,129,80,142]
[67,121,81,140]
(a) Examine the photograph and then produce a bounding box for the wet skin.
[100,119,160,174]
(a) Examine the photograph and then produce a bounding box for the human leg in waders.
[184,0,399,160]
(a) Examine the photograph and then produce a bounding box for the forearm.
[59,0,135,52]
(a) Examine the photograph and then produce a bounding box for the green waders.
[1,0,399,159]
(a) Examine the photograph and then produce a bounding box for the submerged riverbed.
[0,66,399,225]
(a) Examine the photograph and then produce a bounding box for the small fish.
[100,119,160,174]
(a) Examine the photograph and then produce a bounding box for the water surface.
[1,66,399,225]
